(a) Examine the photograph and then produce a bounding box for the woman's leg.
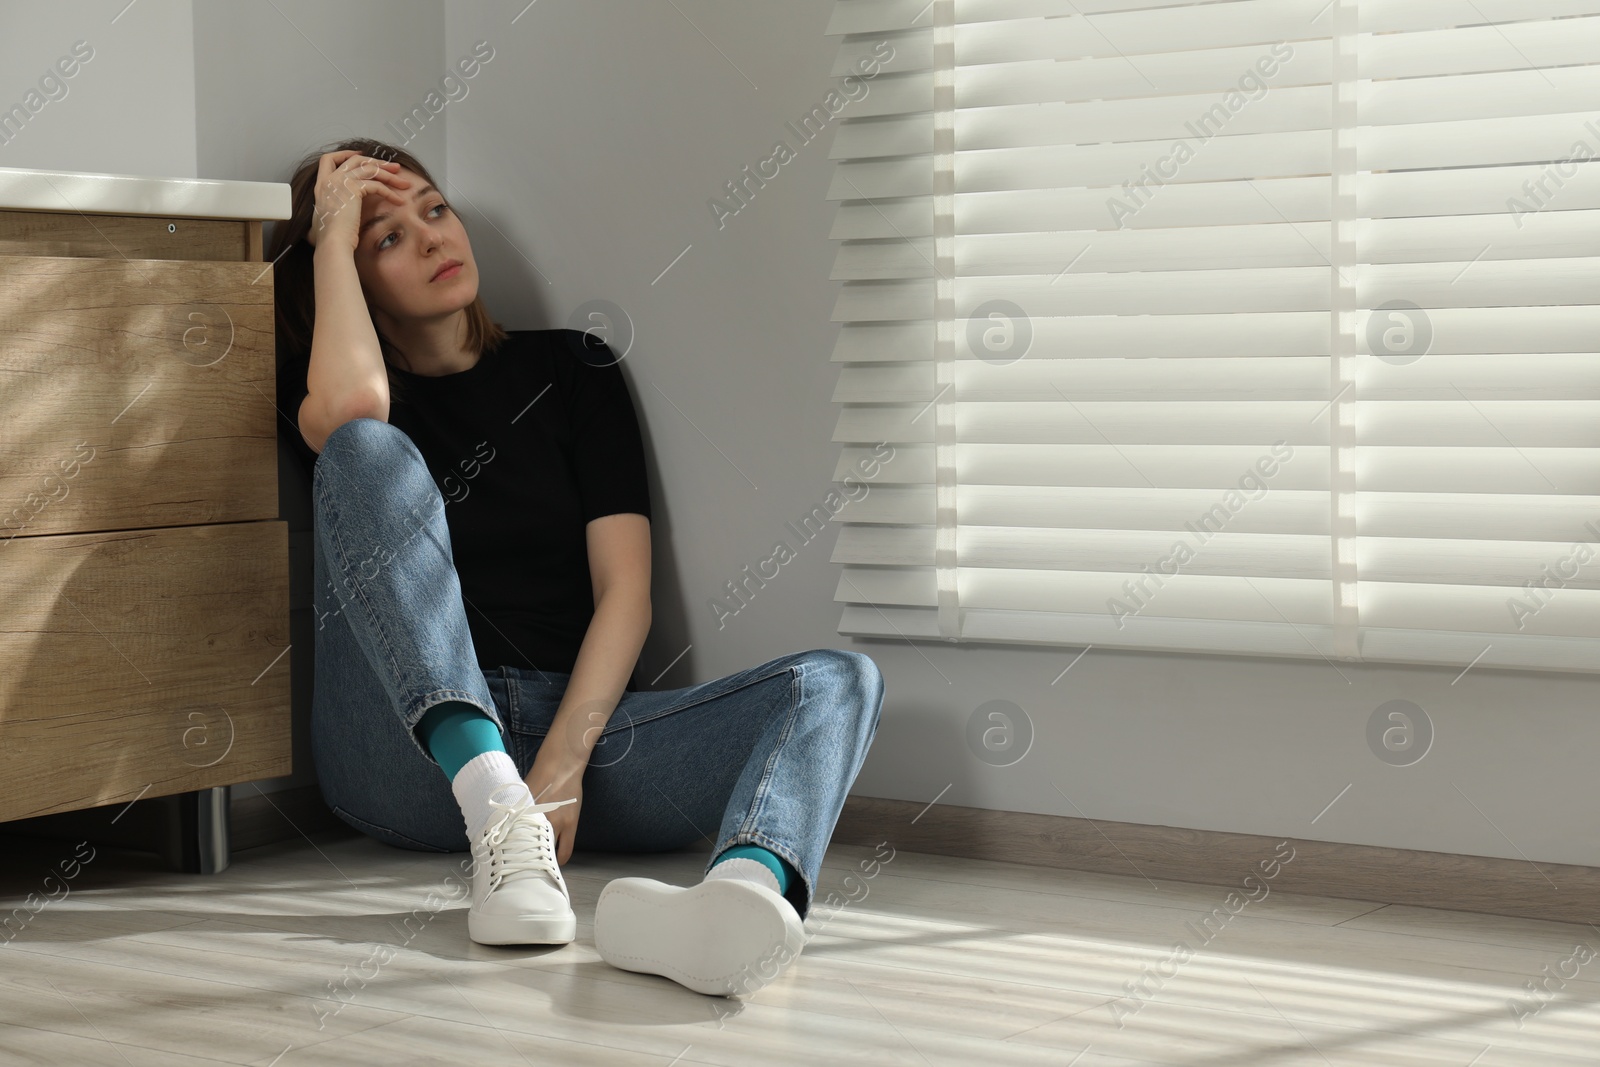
[307,417,511,850]
[505,647,886,923]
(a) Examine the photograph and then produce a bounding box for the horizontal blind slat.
[1361,0,1600,34]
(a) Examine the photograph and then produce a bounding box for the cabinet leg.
[162,786,231,875]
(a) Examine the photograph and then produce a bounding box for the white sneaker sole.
[468,906,576,946]
[594,877,806,996]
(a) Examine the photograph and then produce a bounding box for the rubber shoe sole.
[594,876,806,996]
[468,906,576,946]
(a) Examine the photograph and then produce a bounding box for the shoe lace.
[480,793,577,892]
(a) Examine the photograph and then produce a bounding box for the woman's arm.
[533,512,653,773]
[307,247,390,422]
[300,152,405,451]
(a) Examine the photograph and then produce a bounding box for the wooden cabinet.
[0,170,291,870]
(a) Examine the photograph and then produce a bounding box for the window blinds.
[823,0,1600,672]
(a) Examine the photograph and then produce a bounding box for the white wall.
[0,0,195,175]
[8,0,1600,872]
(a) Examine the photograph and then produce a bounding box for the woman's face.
[352,165,478,327]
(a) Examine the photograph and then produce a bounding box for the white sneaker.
[466,790,578,945]
[594,876,806,996]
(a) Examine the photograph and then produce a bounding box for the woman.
[266,138,885,998]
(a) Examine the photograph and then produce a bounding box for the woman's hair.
[265,137,507,408]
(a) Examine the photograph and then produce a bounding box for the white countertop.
[0,165,290,221]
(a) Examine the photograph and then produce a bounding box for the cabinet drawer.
[0,254,276,538]
[0,209,259,261]
[0,520,291,821]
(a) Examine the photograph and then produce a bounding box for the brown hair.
[265,137,507,408]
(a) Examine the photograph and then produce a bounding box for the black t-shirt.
[277,328,651,687]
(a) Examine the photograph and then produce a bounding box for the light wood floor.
[1,824,1598,1065]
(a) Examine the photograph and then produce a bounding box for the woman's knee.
[319,415,408,458]
[313,418,428,494]
[312,418,444,537]
[804,648,885,726]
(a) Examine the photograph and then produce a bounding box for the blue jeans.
[306,418,885,921]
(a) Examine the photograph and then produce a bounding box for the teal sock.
[712,843,796,896]
[415,700,505,781]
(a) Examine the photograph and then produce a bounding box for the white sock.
[452,750,530,841]
[703,856,780,896]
